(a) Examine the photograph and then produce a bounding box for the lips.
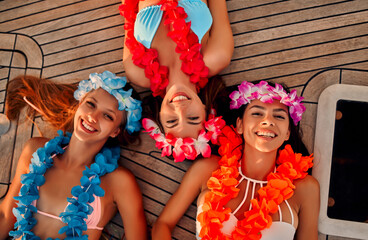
[170,92,190,103]
[255,130,277,138]
[80,119,97,133]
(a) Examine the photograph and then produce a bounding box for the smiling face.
[159,83,206,138]
[73,88,124,144]
[236,99,290,153]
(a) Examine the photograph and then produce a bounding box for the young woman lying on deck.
[152,80,320,240]
[120,0,234,162]
[0,71,147,240]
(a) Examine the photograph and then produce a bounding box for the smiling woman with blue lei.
[0,71,147,240]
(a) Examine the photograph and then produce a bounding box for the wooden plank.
[228,36,368,75]
[227,0,289,12]
[222,48,368,86]
[232,23,368,61]
[42,49,124,79]
[42,25,124,55]
[233,10,368,47]
[44,37,123,67]
[45,61,125,85]
[0,0,81,22]
[0,0,41,12]
[13,4,121,37]
[341,68,368,86]
[0,0,120,32]
[33,15,123,46]
[14,34,43,69]
[0,118,17,198]
[228,0,346,24]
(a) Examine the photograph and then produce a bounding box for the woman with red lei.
[152,80,320,240]
[120,0,233,162]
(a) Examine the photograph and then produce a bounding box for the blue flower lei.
[73,71,142,134]
[9,130,120,240]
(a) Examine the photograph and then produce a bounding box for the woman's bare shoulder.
[104,166,137,188]
[293,175,320,203]
[191,155,221,173]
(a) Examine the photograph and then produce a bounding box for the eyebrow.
[249,105,288,113]
[165,121,201,129]
[90,97,117,116]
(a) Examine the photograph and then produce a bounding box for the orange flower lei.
[119,0,209,98]
[197,126,314,239]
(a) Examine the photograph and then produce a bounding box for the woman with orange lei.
[152,80,320,240]
[120,0,233,162]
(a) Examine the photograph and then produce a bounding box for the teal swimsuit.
[134,0,213,48]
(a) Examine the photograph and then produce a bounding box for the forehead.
[85,88,120,110]
[247,99,289,112]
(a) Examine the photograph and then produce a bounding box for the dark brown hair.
[5,75,140,146]
[143,75,229,133]
[227,81,309,156]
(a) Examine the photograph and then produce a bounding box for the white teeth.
[256,132,276,138]
[82,120,95,131]
[172,95,189,102]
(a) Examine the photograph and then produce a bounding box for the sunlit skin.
[152,99,319,240]
[122,0,234,139]
[237,99,290,154]
[0,88,147,240]
[160,83,206,138]
[74,88,124,145]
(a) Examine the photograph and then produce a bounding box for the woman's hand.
[112,167,147,240]
[152,156,219,239]
[203,0,234,76]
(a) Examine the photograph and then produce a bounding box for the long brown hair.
[227,81,309,155]
[5,75,139,146]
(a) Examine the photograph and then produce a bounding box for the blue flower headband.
[74,71,142,134]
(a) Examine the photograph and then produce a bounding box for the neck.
[60,135,106,168]
[241,143,278,181]
[166,65,197,93]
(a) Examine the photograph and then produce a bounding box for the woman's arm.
[295,175,320,240]
[121,0,151,88]
[152,156,219,240]
[0,138,47,239]
[112,167,147,240]
[203,0,234,77]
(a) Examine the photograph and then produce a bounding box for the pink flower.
[205,116,225,144]
[229,81,306,125]
[142,118,160,137]
[193,130,211,158]
[172,138,186,162]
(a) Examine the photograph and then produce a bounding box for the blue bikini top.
[134,0,213,49]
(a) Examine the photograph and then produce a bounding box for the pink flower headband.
[142,114,225,162]
[229,81,305,125]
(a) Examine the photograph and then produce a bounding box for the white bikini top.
[196,167,296,239]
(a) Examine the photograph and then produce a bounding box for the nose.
[172,101,190,114]
[87,113,97,123]
[261,113,274,126]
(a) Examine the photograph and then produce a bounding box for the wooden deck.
[0,0,367,239]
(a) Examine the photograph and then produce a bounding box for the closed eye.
[188,116,199,120]
[166,119,177,124]
[251,112,262,116]
[104,113,114,121]
[274,115,286,120]
[86,101,95,108]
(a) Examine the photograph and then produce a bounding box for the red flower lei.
[197,126,314,240]
[119,0,209,98]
